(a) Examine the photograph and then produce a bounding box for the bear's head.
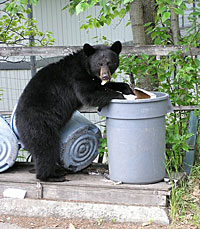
[83,41,122,84]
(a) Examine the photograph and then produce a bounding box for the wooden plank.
[0,45,199,57]
[0,61,30,70]
[42,184,167,206]
[0,46,81,57]
[82,105,200,113]
[122,45,200,56]
[1,105,199,118]
[79,106,97,113]
[0,106,98,117]
[0,163,171,192]
[0,163,171,207]
[173,105,199,111]
[0,181,167,207]
[0,182,38,199]
[0,57,62,70]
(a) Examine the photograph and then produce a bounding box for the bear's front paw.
[115,92,125,99]
[121,83,134,95]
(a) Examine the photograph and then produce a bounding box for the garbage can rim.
[111,92,169,104]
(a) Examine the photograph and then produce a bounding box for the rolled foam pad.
[0,115,19,172]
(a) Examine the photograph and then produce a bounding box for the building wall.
[33,0,133,46]
[0,0,199,114]
[0,0,133,113]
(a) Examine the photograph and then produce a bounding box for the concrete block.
[0,198,170,225]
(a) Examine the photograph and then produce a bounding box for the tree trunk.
[170,4,180,45]
[130,0,156,45]
[141,0,156,45]
[129,0,158,90]
[129,0,146,45]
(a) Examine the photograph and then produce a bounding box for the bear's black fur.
[15,41,133,182]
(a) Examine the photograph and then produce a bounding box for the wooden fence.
[0,45,199,112]
[0,45,200,57]
[0,45,199,168]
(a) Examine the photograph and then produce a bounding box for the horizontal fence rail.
[0,45,200,57]
[0,105,199,118]
[0,45,199,114]
[173,106,199,111]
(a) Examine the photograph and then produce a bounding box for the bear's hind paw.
[37,175,68,182]
[46,176,68,182]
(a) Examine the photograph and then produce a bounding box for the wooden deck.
[0,162,172,207]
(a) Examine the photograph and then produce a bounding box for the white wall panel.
[33,0,133,46]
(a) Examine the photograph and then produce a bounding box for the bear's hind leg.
[30,134,66,182]
[34,151,66,182]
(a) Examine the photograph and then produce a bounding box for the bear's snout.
[100,65,111,81]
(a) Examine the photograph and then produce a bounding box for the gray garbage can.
[0,115,19,172]
[98,92,172,184]
[60,111,101,172]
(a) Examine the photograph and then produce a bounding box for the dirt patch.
[0,215,168,229]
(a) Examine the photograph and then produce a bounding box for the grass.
[169,163,200,226]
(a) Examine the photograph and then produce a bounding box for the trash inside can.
[98,92,172,184]
[0,115,19,172]
[11,110,101,172]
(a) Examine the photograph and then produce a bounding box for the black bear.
[15,41,133,182]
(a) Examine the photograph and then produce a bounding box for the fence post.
[27,0,37,77]
[183,111,199,175]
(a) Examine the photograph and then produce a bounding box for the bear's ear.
[110,41,122,55]
[83,43,95,57]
